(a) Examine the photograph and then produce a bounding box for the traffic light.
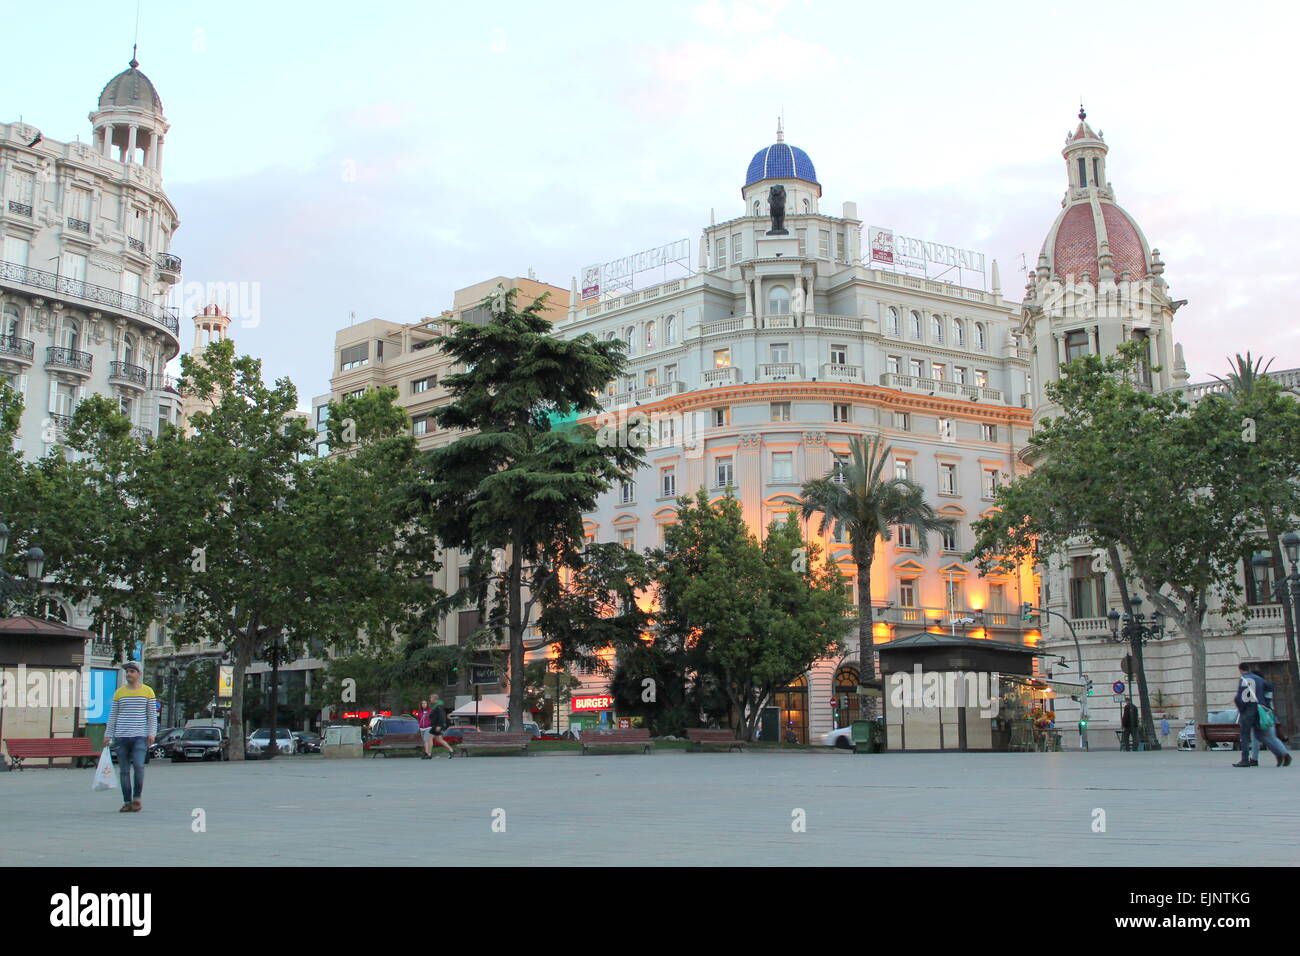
[1021,603,1034,622]
[1086,679,1094,697]
[1079,718,1088,729]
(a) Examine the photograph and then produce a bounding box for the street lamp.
[1107,594,1165,750]
[0,517,47,615]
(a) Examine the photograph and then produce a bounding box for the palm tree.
[1210,351,1273,397]
[800,435,950,713]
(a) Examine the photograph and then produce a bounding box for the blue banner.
[85,668,119,724]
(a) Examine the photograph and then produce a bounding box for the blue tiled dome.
[745,142,818,188]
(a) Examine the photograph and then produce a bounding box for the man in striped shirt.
[104,662,158,812]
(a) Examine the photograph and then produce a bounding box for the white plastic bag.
[92,747,115,792]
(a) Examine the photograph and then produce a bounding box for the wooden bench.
[581,729,654,755]
[1200,723,1241,749]
[363,733,425,757]
[456,732,532,757]
[685,729,746,752]
[5,737,100,771]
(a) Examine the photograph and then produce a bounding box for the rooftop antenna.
[349,310,356,327]
[776,111,784,143]
[132,0,142,66]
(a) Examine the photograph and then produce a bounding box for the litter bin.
[851,720,883,754]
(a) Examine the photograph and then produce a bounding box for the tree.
[800,435,949,715]
[421,288,644,731]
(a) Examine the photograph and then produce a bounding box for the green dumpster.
[851,720,883,754]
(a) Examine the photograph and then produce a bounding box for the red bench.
[581,729,654,755]
[363,733,425,757]
[456,732,531,757]
[685,729,747,752]
[5,737,100,771]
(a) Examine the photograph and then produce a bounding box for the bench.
[364,733,425,757]
[5,737,100,771]
[581,729,654,755]
[1200,723,1241,749]
[685,729,746,752]
[456,732,532,757]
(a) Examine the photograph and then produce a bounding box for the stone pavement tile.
[1,750,1296,866]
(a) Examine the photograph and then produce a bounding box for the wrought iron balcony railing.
[7,201,32,217]
[109,361,149,386]
[66,217,91,234]
[45,346,93,373]
[0,334,34,361]
[127,237,145,253]
[0,259,179,333]
[156,253,182,273]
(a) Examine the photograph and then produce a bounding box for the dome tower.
[89,48,169,171]
[742,119,821,218]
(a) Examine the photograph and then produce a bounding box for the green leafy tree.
[421,288,644,730]
[800,435,949,714]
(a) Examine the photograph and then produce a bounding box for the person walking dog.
[1234,662,1290,767]
[104,662,158,811]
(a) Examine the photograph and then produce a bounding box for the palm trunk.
[857,544,876,719]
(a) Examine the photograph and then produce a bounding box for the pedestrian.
[1237,665,1291,767]
[416,699,433,758]
[1233,662,1290,767]
[428,693,454,758]
[1119,701,1138,751]
[1160,716,1170,746]
[104,661,158,812]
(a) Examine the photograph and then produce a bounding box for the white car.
[246,727,298,755]
[819,726,856,749]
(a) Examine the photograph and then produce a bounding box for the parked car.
[362,714,424,754]
[245,727,298,757]
[292,731,322,754]
[168,726,228,762]
[440,724,481,744]
[149,728,184,758]
[1179,709,1238,750]
[819,726,855,749]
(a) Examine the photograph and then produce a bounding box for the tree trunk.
[268,635,281,756]
[228,639,253,760]
[507,536,525,732]
[856,544,876,719]
[1265,516,1300,737]
[1108,545,1159,749]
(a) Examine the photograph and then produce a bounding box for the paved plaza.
[2,749,1296,866]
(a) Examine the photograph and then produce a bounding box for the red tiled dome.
[1049,201,1148,280]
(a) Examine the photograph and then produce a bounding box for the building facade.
[557,128,1042,742]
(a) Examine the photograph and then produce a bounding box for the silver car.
[1178,709,1238,750]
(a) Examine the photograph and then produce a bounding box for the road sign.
[1112,681,1126,695]
[1112,694,1124,704]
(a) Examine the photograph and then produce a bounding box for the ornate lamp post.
[1107,594,1165,749]
[0,517,47,616]
[1253,531,1300,722]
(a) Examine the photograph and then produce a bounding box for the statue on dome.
[767,185,788,235]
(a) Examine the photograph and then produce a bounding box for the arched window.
[624,326,636,353]
[644,321,656,349]
[123,333,136,366]
[931,315,943,343]
[63,319,80,352]
[802,198,810,213]
[768,285,790,315]
[754,200,761,217]
[975,322,987,350]
[37,598,68,624]
[2,303,19,338]
[887,307,900,335]
[953,319,965,347]
[909,310,921,339]
[665,315,676,344]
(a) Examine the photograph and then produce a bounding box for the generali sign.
[571,695,614,711]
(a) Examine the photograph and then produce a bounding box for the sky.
[7,0,1299,405]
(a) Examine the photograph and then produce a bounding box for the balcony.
[109,361,149,390]
[156,253,182,284]
[45,346,93,376]
[66,217,91,234]
[758,362,802,382]
[130,425,153,441]
[702,365,741,387]
[151,373,182,395]
[7,200,32,217]
[879,371,1005,404]
[0,334,35,365]
[820,363,862,383]
[806,314,865,332]
[127,237,145,254]
[0,259,179,334]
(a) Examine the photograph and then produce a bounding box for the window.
[771,452,794,482]
[886,355,900,375]
[988,583,1007,613]
[63,319,81,352]
[715,456,734,488]
[624,326,637,354]
[340,343,368,370]
[832,454,849,483]
[931,363,946,381]
[1077,157,1088,187]
[645,321,656,349]
[836,232,846,261]
[939,463,957,494]
[802,198,810,213]
[953,320,965,347]
[770,342,791,363]
[411,376,436,394]
[900,578,917,608]
[931,315,943,342]
[983,469,1000,499]
[412,417,430,436]
[909,359,924,378]
[712,407,731,427]
[896,525,915,549]
[831,521,845,544]
[121,271,141,300]
[644,369,658,388]
[620,531,636,552]
[3,235,31,266]
[975,323,987,350]
[832,403,850,423]
[829,344,847,365]
[1069,555,1107,619]
[1093,157,1101,186]
[122,333,136,366]
[796,229,806,255]
[713,349,731,368]
[620,481,635,504]
[941,523,958,552]
[954,366,967,385]
[770,402,791,422]
[347,389,364,400]
[661,467,676,498]
[118,395,134,423]
[974,369,988,388]
[665,363,678,382]
[910,311,922,338]
[818,230,830,258]
[753,200,761,217]
[981,423,997,442]
[666,315,677,344]
[768,285,790,315]
[945,579,963,613]
[732,234,743,261]
[895,459,911,481]
[717,236,727,267]
[61,252,87,284]
[893,412,911,431]
[1064,329,1090,363]
[887,307,900,336]
[659,416,676,445]
[937,418,954,441]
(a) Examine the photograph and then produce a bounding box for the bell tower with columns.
[89,47,169,171]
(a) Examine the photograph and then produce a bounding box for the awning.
[450,699,506,717]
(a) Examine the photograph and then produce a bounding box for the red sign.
[617,718,632,729]
[340,710,391,720]
[572,695,614,712]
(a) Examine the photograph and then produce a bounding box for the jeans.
[114,737,147,803]
[1240,708,1287,760]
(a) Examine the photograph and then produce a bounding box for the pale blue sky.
[8,0,1299,403]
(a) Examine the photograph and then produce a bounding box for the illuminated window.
[899,578,917,608]
[713,349,731,368]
